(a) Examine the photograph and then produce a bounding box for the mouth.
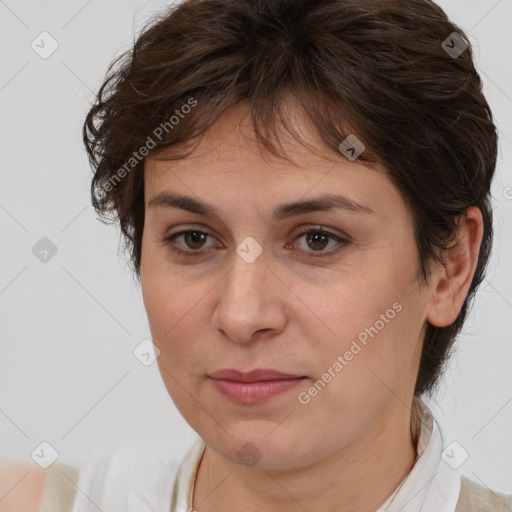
[208,368,308,404]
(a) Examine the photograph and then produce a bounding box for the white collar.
[171,397,461,512]
[376,397,461,512]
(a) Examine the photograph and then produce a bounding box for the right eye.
[161,229,220,257]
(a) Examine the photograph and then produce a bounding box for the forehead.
[144,103,405,223]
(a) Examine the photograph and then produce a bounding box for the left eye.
[290,228,350,256]
[162,227,350,257]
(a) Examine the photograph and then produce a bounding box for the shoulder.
[0,439,189,512]
[455,475,511,512]
[71,438,189,512]
[0,458,83,512]
[0,460,47,512]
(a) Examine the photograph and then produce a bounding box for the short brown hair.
[83,0,498,396]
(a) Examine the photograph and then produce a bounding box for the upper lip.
[209,369,304,382]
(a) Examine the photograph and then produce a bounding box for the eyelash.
[160,227,351,259]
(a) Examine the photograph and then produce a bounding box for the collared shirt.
[43,397,510,512]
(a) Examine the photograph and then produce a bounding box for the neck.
[192,402,417,512]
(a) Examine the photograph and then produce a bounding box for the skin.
[140,102,483,512]
[0,461,46,511]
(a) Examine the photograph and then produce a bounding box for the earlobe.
[426,207,484,328]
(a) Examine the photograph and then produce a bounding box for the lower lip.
[210,378,306,404]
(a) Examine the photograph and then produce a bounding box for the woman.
[5,0,510,510]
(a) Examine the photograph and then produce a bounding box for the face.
[141,103,435,470]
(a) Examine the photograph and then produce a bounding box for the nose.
[211,246,288,344]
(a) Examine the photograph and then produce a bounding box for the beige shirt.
[40,397,511,512]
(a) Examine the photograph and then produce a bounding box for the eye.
[161,229,217,257]
[288,226,350,257]
[160,226,351,258]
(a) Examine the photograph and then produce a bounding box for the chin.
[204,425,316,470]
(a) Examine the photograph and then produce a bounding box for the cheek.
[140,257,215,375]
[142,274,199,347]
[141,269,205,408]
[307,270,400,341]
[305,264,423,384]
[141,240,186,333]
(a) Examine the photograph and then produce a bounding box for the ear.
[426,206,484,328]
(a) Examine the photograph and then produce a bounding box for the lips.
[209,368,304,382]
[208,368,307,404]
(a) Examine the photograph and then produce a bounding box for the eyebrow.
[147,192,374,220]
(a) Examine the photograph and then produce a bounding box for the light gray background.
[1,0,511,493]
